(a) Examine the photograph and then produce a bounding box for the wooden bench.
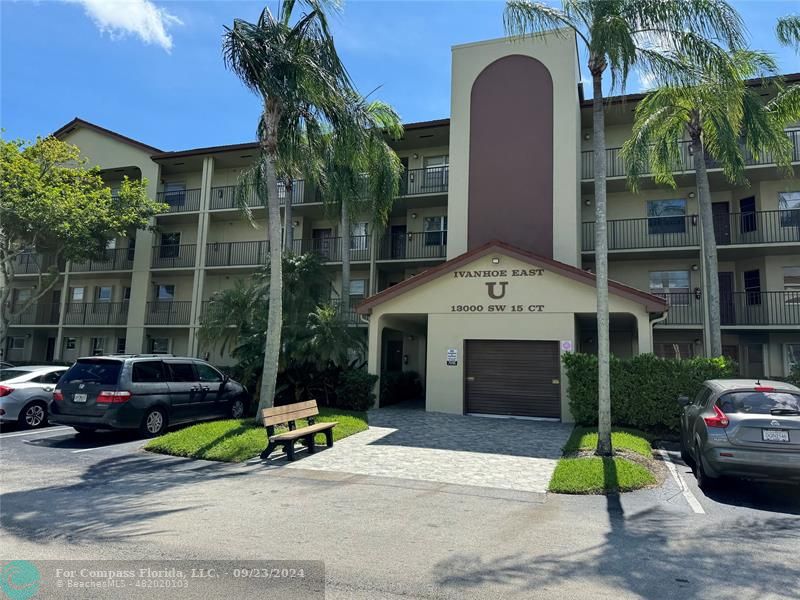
[260,400,337,461]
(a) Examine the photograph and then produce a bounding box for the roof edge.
[52,118,162,154]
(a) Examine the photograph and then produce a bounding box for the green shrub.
[335,369,378,411]
[563,353,736,434]
[380,371,423,406]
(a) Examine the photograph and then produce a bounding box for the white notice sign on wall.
[446,348,458,366]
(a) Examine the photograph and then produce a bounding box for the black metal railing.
[583,209,800,252]
[145,301,192,325]
[377,231,448,260]
[206,240,270,267]
[209,180,307,210]
[657,293,703,325]
[331,300,364,326]
[400,166,449,196]
[581,129,800,180]
[11,253,63,275]
[62,302,129,326]
[7,303,60,326]
[70,248,134,272]
[655,291,800,327]
[156,188,202,213]
[151,244,197,269]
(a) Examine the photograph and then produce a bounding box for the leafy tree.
[0,136,164,353]
[503,0,745,456]
[622,51,798,357]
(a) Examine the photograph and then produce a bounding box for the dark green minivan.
[49,355,249,437]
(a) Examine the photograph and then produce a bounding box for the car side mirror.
[677,395,690,407]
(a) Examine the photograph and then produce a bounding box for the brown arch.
[468,54,554,257]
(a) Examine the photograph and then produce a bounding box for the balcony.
[145,301,192,325]
[71,248,134,272]
[206,240,270,267]
[291,236,371,263]
[583,210,800,252]
[657,291,800,327]
[12,253,63,275]
[62,302,129,326]
[209,180,308,210]
[7,303,60,326]
[400,166,449,196]
[581,129,800,180]
[156,188,202,213]
[377,231,447,261]
[151,244,197,269]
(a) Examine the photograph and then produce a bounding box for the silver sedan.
[0,366,68,429]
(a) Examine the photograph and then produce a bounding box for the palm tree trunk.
[341,200,351,315]
[692,136,723,357]
[284,179,293,253]
[592,67,612,457]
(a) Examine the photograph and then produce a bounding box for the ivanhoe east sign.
[450,267,546,313]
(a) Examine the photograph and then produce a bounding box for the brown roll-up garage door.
[464,340,561,418]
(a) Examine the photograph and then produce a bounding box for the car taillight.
[97,391,131,404]
[754,386,775,392]
[53,389,64,402]
[0,385,13,397]
[704,405,730,428]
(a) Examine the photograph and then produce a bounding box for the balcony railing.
[400,166,449,196]
[156,188,202,213]
[63,302,129,326]
[656,291,800,326]
[11,253,63,275]
[70,248,134,272]
[377,231,447,261]
[206,240,270,267]
[583,209,800,252]
[145,301,192,325]
[7,303,60,326]
[151,244,197,269]
[291,236,371,263]
[209,180,307,210]
[581,129,800,180]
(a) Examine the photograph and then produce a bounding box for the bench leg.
[305,435,316,454]
[284,442,296,462]
[324,429,334,448]
[260,441,277,460]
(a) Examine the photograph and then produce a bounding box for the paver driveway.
[286,406,572,493]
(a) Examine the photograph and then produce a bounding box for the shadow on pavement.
[20,429,142,450]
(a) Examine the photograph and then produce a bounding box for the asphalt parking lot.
[2,422,799,599]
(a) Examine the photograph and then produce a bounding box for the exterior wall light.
[694,287,702,299]
[491,257,500,264]
[691,264,699,271]
[688,192,696,198]
[584,199,591,206]
[411,212,417,219]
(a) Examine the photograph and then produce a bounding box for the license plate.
[762,429,790,442]
[73,393,87,403]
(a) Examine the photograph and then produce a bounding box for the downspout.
[650,310,669,353]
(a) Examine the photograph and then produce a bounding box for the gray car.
[0,366,68,428]
[678,379,800,489]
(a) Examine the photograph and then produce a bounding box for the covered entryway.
[464,340,560,418]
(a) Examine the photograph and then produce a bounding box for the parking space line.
[0,427,72,439]
[658,447,705,515]
[71,442,141,454]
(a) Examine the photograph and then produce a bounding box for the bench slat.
[269,421,337,442]
[262,400,319,426]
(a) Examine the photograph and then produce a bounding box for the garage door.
[464,340,561,418]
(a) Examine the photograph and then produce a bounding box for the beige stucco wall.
[448,32,581,266]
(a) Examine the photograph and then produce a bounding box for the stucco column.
[53,266,71,360]
[367,314,382,406]
[188,156,214,356]
[637,315,654,355]
[368,226,378,295]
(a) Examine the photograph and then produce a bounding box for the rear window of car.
[132,361,165,383]
[0,369,30,382]
[718,391,800,414]
[61,360,122,386]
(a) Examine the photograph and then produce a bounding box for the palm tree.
[777,15,800,50]
[223,1,362,418]
[503,0,745,456]
[622,51,797,358]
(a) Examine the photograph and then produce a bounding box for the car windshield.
[718,391,800,415]
[0,369,31,382]
[61,360,122,386]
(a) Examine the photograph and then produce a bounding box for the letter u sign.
[485,281,508,299]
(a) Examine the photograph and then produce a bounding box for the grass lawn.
[549,427,657,494]
[145,407,368,463]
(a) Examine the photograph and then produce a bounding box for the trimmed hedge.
[563,353,736,434]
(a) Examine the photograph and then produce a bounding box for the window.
[166,362,196,382]
[123,287,132,302]
[739,197,756,233]
[132,361,165,383]
[692,386,713,406]
[160,232,181,258]
[9,337,25,350]
[423,155,448,191]
[71,287,85,302]
[783,267,800,304]
[116,337,126,354]
[718,391,800,415]
[744,269,761,306]
[150,337,170,354]
[37,371,63,385]
[779,192,800,227]
[654,342,695,360]
[196,363,223,383]
[647,199,687,235]
[786,344,800,375]
[424,216,447,246]
[90,337,105,356]
[96,286,112,302]
[350,279,367,297]
[163,182,186,208]
[155,285,175,301]
[106,238,117,250]
[649,271,690,305]
[126,237,136,261]
[12,289,31,309]
[63,337,77,350]
[62,359,122,385]
[350,223,369,250]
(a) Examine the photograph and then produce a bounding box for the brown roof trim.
[151,141,259,160]
[403,118,450,130]
[52,118,162,154]
[357,240,668,314]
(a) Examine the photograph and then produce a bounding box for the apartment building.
[6,31,799,421]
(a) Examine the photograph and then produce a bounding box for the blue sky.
[2,1,798,152]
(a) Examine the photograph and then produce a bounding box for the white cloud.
[66,0,182,52]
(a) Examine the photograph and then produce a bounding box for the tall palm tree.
[223,0,362,418]
[777,15,800,51]
[622,51,797,358]
[503,0,745,456]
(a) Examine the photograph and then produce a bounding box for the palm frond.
[777,15,800,50]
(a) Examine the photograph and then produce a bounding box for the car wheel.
[694,444,718,491]
[19,401,47,429]
[140,408,168,438]
[229,397,246,419]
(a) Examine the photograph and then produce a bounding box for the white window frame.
[155,284,176,301]
[350,279,367,296]
[96,286,113,303]
[783,266,800,304]
[63,337,78,351]
[350,223,369,250]
[150,337,171,354]
[649,270,691,305]
[785,343,800,376]
[423,216,448,246]
[70,287,85,302]
[116,337,127,354]
[9,337,25,350]
[90,337,105,356]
